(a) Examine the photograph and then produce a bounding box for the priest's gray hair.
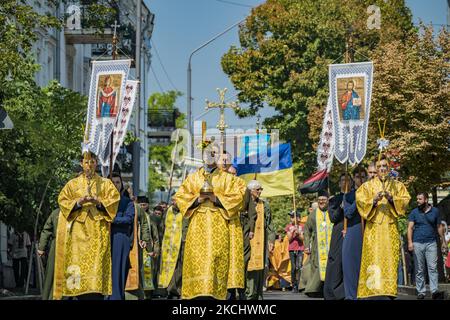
[247,180,262,190]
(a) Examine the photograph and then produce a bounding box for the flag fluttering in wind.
[299,169,329,194]
[233,142,295,198]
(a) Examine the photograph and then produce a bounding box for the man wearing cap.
[285,209,304,293]
[246,180,275,300]
[303,190,332,298]
[125,195,156,300]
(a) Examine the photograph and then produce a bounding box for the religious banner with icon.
[317,96,334,172]
[101,79,138,176]
[84,59,131,171]
[329,62,373,165]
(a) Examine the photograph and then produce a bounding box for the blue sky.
[145,0,448,129]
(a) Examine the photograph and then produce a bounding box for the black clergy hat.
[137,196,149,204]
[317,189,329,198]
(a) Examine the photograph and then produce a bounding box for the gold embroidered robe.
[174,167,244,300]
[356,177,410,298]
[267,236,291,288]
[158,206,183,288]
[54,174,120,299]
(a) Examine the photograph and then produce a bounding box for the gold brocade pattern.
[158,207,183,288]
[227,218,245,289]
[356,177,410,298]
[316,209,332,281]
[53,174,120,299]
[125,206,139,291]
[267,236,291,288]
[247,201,265,271]
[174,168,244,300]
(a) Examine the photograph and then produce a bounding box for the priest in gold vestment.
[174,146,244,300]
[54,152,120,299]
[356,156,410,299]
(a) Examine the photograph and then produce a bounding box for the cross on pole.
[111,20,120,60]
[205,88,239,154]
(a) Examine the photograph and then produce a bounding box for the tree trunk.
[432,186,438,207]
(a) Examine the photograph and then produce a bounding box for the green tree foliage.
[222,0,414,186]
[0,2,88,232]
[0,81,86,231]
[222,0,450,216]
[368,26,450,194]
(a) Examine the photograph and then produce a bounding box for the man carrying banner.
[303,190,332,298]
[174,145,244,300]
[246,180,275,300]
[324,174,349,300]
[108,172,135,300]
[342,166,368,300]
[356,154,410,299]
[54,151,120,299]
[158,199,189,299]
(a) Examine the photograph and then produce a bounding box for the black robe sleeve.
[328,194,344,224]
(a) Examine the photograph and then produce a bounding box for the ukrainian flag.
[233,143,295,198]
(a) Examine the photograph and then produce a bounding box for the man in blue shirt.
[407,192,446,299]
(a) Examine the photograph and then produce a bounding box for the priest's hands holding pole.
[373,192,383,206]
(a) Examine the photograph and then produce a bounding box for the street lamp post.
[187,18,245,157]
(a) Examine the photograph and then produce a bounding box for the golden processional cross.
[205,88,239,154]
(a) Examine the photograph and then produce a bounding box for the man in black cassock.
[323,173,349,300]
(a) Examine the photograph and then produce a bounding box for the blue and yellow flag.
[233,143,295,198]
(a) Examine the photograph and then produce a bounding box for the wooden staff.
[356,165,366,239]
[109,20,119,178]
[343,168,349,234]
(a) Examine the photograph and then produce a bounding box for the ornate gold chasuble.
[247,201,265,271]
[356,177,410,298]
[125,205,139,291]
[174,167,244,300]
[54,174,120,299]
[316,208,332,281]
[158,206,183,288]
